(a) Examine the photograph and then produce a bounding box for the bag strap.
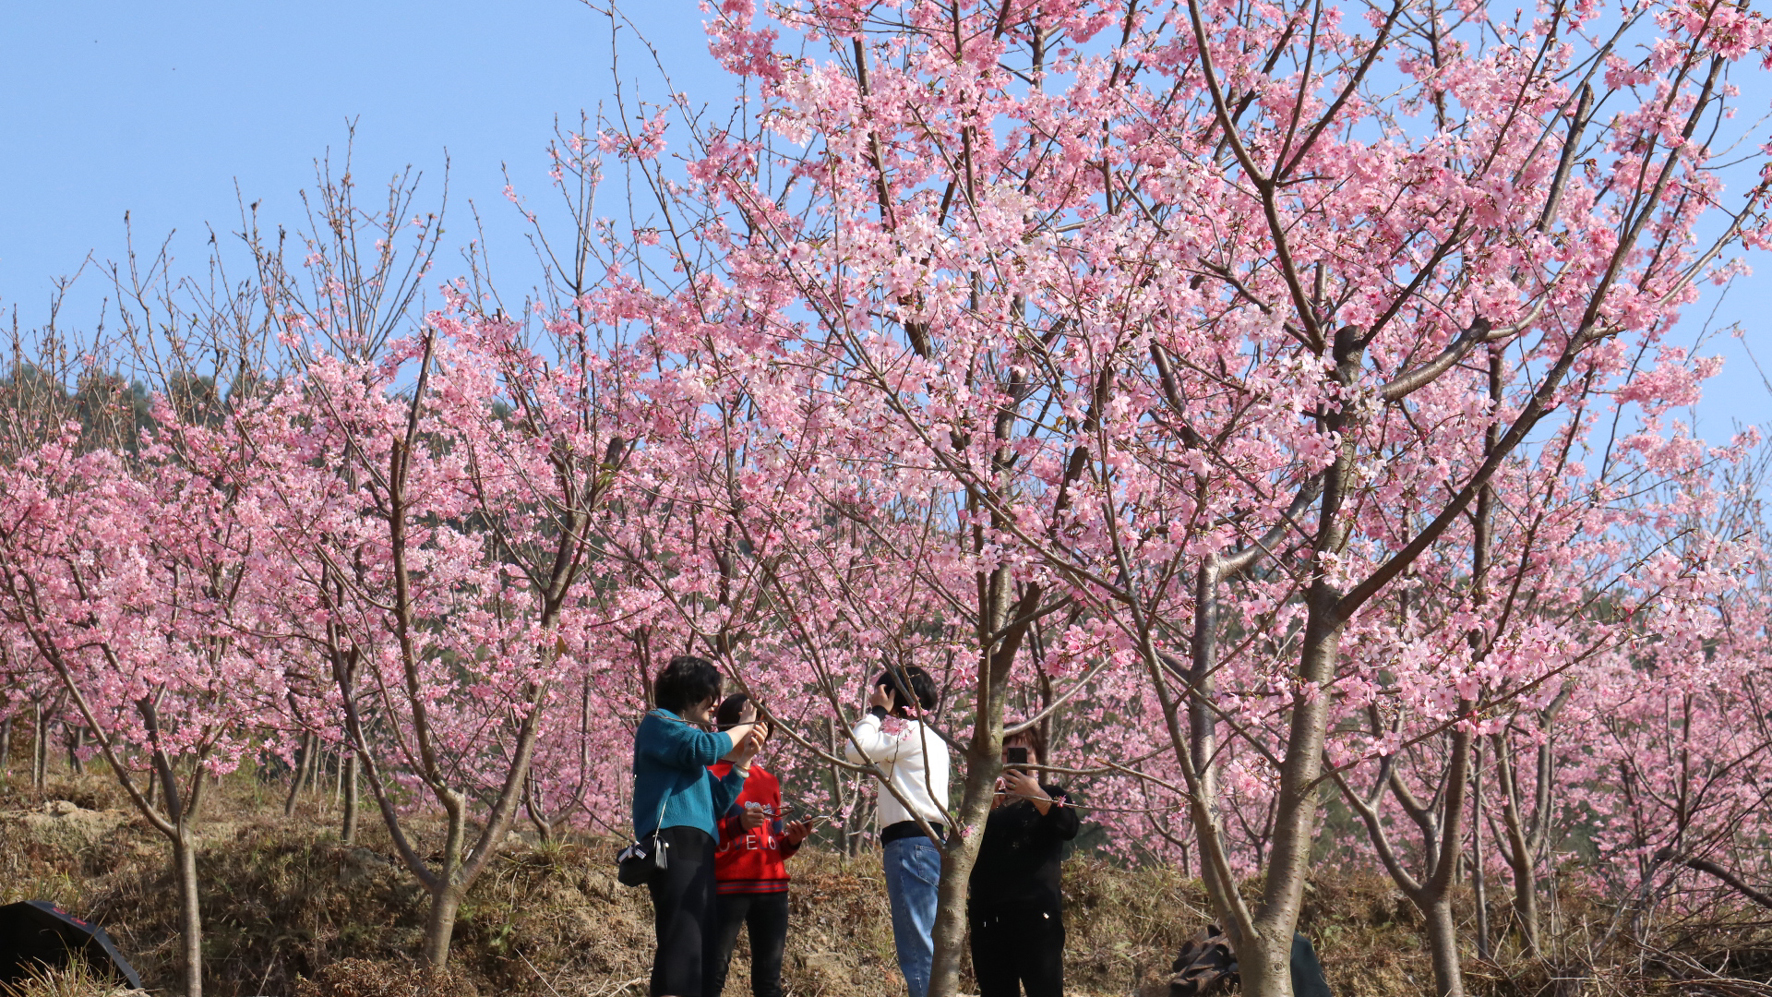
[648,785,669,841]
[640,710,674,841]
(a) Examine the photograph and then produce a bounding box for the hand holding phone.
[1005,745,1029,772]
[868,681,896,712]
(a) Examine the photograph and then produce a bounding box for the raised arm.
[639,713,737,769]
[1044,787,1081,841]
[845,708,901,765]
[709,765,748,817]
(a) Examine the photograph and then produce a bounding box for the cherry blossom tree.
[208,157,653,968]
[578,0,1772,992]
[1330,384,1758,993]
[0,427,272,997]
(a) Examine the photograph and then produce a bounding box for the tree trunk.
[1491,737,1542,955]
[1472,748,1491,961]
[1423,896,1464,997]
[305,736,323,796]
[1506,839,1539,954]
[1242,931,1300,997]
[0,714,11,776]
[66,723,84,774]
[1224,337,1366,997]
[417,801,469,969]
[1237,619,1343,997]
[928,740,1000,997]
[32,705,47,786]
[340,752,359,845]
[421,885,464,971]
[523,770,554,844]
[170,828,204,997]
[284,732,312,818]
[927,577,1039,997]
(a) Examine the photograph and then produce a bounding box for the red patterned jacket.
[708,762,802,894]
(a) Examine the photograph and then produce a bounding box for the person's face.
[685,695,718,724]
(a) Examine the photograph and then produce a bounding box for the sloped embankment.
[0,774,1581,996]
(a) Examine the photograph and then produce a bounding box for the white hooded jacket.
[845,710,951,830]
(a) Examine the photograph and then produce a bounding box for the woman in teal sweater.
[634,655,764,997]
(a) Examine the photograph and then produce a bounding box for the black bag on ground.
[0,900,143,989]
[1169,924,1237,996]
[1167,926,1333,997]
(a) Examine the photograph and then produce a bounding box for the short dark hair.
[873,665,938,716]
[654,655,723,714]
[715,693,752,731]
[1004,723,1048,766]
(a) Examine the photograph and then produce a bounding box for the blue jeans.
[882,835,942,997]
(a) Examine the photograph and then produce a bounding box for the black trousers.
[647,826,717,997]
[969,905,1066,997]
[705,889,790,997]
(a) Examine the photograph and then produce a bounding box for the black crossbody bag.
[616,792,671,887]
[617,715,676,887]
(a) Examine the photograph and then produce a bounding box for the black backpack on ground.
[1167,926,1333,997]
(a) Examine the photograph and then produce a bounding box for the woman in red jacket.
[705,694,812,997]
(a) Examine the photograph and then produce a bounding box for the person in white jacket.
[845,666,949,997]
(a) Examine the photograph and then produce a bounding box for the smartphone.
[1005,746,1029,769]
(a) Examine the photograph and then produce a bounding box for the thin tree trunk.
[420,804,468,969]
[340,752,360,845]
[1225,336,1366,997]
[927,580,1041,997]
[171,830,203,997]
[1469,350,1499,964]
[523,770,554,844]
[1338,724,1473,997]
[1187,561,1233,911]
[0,714,11,776]
[1491,736,1542,955]
[1240,619,1344,997]
[284,732,311,818]
[305,736,323,797]
[66,723,85,774]
[1473,744,1491,961]
[421,886,464,972]
[1423,897,1464,997]
[929,744,997,995]
[32,704,47,787]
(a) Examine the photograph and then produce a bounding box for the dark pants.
[647,826,717,997]
[705,889,790,997]
[969,905,1065,997]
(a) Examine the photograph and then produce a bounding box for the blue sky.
[1,0,1767,442]
[0,0,728,332]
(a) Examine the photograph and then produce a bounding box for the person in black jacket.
[967,725,1080,997]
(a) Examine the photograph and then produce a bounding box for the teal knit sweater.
[631,709,747,839]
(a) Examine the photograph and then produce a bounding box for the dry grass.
[0,959,139,997]
[2,772,1769,996]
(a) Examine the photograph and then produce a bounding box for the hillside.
[0,775,1765,996]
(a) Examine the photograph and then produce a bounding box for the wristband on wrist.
[867,705,889,720]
